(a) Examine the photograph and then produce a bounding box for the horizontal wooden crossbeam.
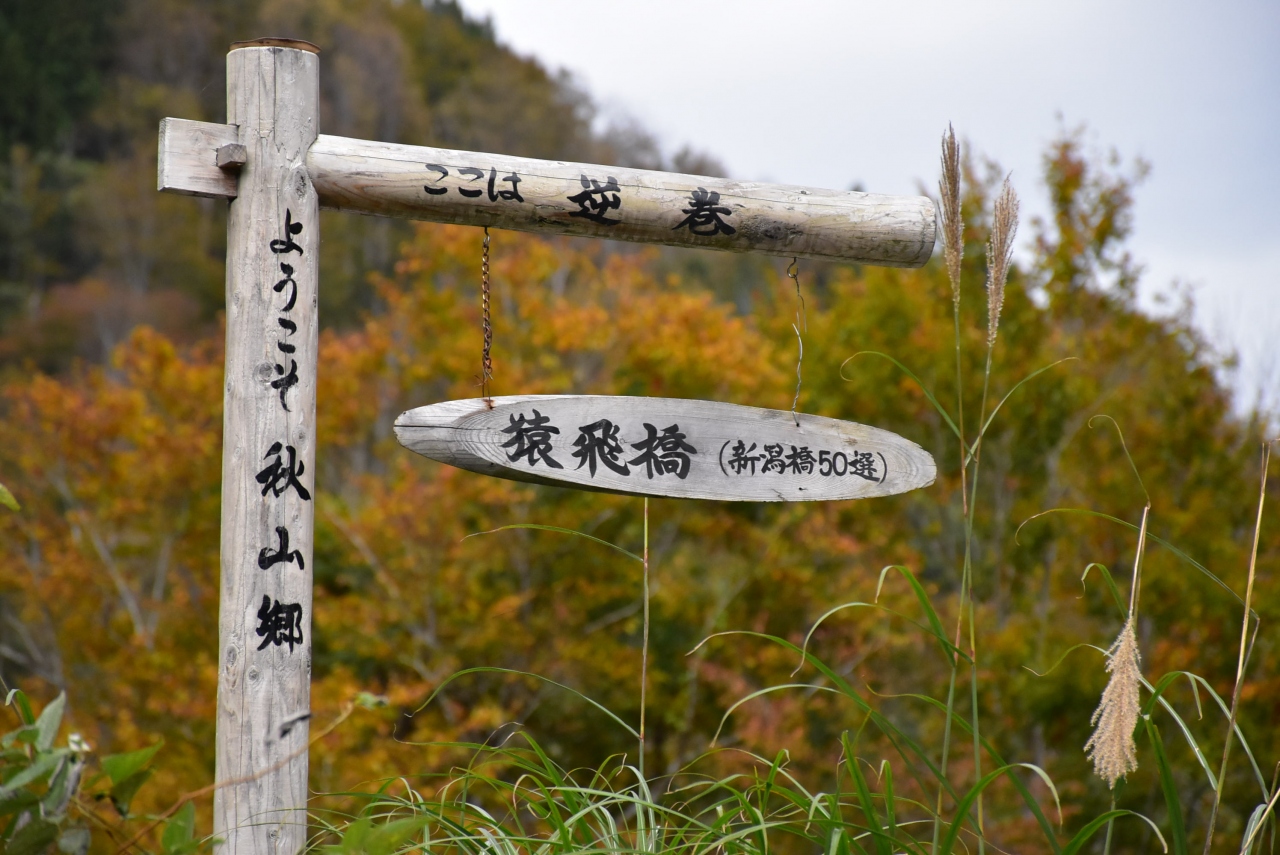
[159,117,936,267]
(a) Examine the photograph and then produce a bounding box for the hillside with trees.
[0,1,1275,852]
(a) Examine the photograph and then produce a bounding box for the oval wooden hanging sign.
[395,396,935,502]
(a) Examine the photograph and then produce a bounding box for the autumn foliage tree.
[0,1,1276,851]
[2,128,1276,850]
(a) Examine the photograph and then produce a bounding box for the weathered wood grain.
[160,122,936,267]
[395,396,936,502]
[158,118,239,198]
[214,42,319,855]
[217,143,248,169]
[307,136,936,267]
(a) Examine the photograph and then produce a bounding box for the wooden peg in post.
[214,38,319,855]
[216,143,248,170]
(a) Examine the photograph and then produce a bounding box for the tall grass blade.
[1060,810,1168,855]
[465,524,643,563]
[875,565,961,661]
[1241,793,1280,855]
[1240,802,1271,855]
[839,352,966,450]
[937,763,1058,855]
[1143,671,1269,796]
[701,629,1065,852]
[841,733,891,855]
[879,760,900,852]
[1204,440,1271,855]
[861,685,1065,843]
[412,667,639,738]
[1145,719,1189,855]
[1024,642,1108,678]
[1081,563,1128,617]
[1086,416,1151,504]
[966,358,1078,467]
[797,599,968,675]
[1016,509,1248,608]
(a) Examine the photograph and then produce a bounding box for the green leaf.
[34,692,65,752]
[162,802,196,853]
[109,767,153,818]
[5,725,39,748]
[7,818,59,855]
[40,755,81,819]
[101,739,163,787]
[0,788,40,818]
[0,481,19,512]
[354,692,388,709]
[320,817,426,855]
[0,750,63,795]
[6,690,35,726]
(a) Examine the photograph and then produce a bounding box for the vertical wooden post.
[215,40,319,855]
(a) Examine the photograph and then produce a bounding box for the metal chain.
[480,227,493,402]
[787,257,806,426]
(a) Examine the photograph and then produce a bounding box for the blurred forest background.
[0,0,1276,850]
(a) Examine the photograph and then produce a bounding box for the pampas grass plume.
[1084,616,1143,788]
[939,125,963,307]
[986,177,1019,347]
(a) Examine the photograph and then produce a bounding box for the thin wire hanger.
[787,257,807,427]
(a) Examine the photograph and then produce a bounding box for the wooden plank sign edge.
[395,395,937,503]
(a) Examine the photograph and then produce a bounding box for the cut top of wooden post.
[160,118,936,267]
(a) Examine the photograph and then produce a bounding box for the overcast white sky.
[456,0,1279,411]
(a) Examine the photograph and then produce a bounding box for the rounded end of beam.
[230,38,320,54]
[909,198,939,268]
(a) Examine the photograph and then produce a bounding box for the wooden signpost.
[396,396,935,502]
[158,38,937,855]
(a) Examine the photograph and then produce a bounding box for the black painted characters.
[492,410,883,485]
[674,187,736,236]
[414,166,754,243]
[567,175,623,225]
[501,409,564,469]
[270,210,304,411]
[718,440,880,482]
[256,442,312,500]
[250,209,314,658]
[572,419,630,476]
[255,595,304,651]
[502,412,699,481]
[629,423,696,478]
[423,163,524,202]
[258,526,305,570]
